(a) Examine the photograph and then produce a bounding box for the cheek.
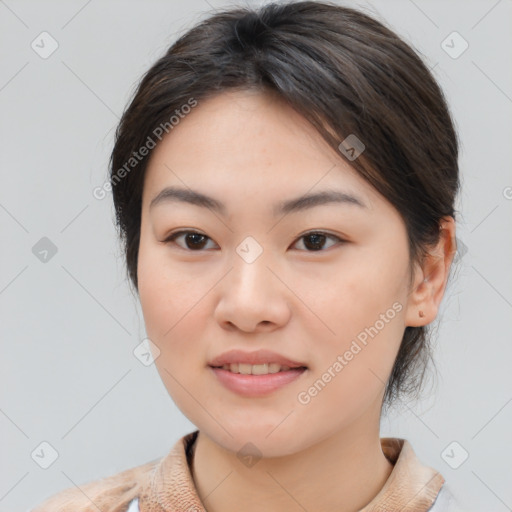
[137,242,204,365]
[301,260,403,340]
[138,236,192,334]
[298,307,404,427]
[298,260,405,406]
[138,250,211,419]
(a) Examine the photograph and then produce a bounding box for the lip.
[208,349,307,368]
[210,366,308,397]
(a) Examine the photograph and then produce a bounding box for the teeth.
[220,363,295,374]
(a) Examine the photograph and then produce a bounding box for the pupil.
[187,233,206,249]
[305,234,325,251]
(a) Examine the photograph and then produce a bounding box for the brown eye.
[292,231,344,252]
[164,231,216,251]
[163,230,345,252]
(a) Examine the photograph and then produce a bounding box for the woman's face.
[138,90,420,455]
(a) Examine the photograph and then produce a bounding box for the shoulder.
[30,458,160,512]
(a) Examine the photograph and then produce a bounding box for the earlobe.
[404,217,457,327]
[404,272,433,327]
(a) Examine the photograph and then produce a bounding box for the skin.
[137,89,456,512]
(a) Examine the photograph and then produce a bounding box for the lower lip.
[210,366,307,397]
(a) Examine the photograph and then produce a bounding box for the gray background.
[1,0,511,511]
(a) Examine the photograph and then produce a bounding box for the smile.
[210,366,308,397]
[212,363,306,375]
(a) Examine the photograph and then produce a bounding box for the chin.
[199,422,313,459]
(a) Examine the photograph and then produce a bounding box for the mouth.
[209,362,308,375]
[209,364,308,397]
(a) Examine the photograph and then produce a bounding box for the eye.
[163,230,344,252]
[163,230,217,251]
[291,231,344,252]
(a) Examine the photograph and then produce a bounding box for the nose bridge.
[230,234,273,298]
[214,235,289,331]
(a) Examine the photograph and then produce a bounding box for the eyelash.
[162,230,346,252]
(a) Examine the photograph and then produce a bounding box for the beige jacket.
[31,430,447,512]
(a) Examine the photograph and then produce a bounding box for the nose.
[213,252,292,333]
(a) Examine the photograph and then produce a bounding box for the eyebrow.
[149,186,367,217]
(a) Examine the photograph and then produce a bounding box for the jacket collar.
[138,430,444,512]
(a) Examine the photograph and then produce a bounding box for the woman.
[32,1,461,510]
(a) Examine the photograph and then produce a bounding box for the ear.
[404,216,457,327]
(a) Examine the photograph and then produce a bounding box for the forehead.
[142,90,379,212]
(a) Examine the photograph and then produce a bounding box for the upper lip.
[208,349,307,368]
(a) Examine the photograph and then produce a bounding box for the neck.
[190,407,393,512]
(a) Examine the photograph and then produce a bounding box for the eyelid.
[163,229,216,249]
[163,229,204,241]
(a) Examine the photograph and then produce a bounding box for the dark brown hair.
[109,0,460,406]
